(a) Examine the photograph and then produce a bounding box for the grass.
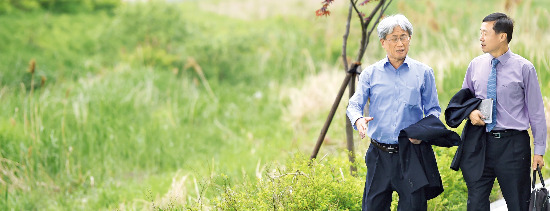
[0,1,334,209]
[0,0,548,210]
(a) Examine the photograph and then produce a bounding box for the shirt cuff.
[534,145,546,156]
[351,116,363,131]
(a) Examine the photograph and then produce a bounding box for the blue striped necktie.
[486,58,499,131]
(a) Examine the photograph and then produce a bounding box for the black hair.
[483,13,514,43]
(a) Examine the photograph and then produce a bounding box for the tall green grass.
[0,0,351,209]
[0,0,548,210]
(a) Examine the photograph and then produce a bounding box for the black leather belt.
[371,139,399,153]
[488,130,526,139]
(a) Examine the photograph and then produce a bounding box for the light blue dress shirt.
[347,56,441,144]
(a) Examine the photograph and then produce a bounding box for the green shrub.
[428,147,468,210]
[215,153,364,210]
[208,148,471,210]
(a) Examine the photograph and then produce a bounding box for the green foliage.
[8,0,41,11]
[0,0,120,14]
[428,147,468,210]
[216,154,364,210]
[211,148,470,210]
[0,0,548,209]
[0,1,330,209]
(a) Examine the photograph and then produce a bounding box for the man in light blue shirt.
[346,14,441,211]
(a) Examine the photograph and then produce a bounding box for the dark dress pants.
[466,131,531,211]
[362,144,427,211]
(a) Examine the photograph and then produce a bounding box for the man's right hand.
[469,110,486,126]
[356,117,374,139]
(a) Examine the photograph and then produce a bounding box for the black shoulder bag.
[530,167,550,211]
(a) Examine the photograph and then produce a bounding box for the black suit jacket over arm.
[398,115,460,200]
[444,88,486,183]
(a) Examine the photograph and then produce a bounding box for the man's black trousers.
[465,130,531,211]
[362,144,427,211]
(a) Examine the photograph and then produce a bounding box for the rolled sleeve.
[422,68,441,118]
[347,69,371,130]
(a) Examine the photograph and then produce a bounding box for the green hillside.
[0,0,548,210]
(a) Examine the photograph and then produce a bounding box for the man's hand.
[469,109,486,126]
[409,138,422,144]
[355,117,374,139]
[533,155,545,170]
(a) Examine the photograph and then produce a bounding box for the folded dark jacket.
[444,88,486,183]
[445,88,481,128]
[398,114,460,200]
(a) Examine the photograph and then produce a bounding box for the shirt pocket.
[404,86,421,106]
[498,82,524,105]
[403,86,423,123]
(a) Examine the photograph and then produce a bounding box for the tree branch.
[355,0,386,62]
[341,2,354,71]
[351,1,366,57]
[311,0,393,162]
[362,0,393,51]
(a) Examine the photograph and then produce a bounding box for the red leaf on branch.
[315,0,334,17]
[315,8,331,16]
[358,12,370,21]
[315,3,331,17]
[359,0,371,6]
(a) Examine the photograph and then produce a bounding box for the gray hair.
[377,14,413,39]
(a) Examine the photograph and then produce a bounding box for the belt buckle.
[387,146,396,153]
[493,132,501,139]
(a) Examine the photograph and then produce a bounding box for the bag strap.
[538,167,545,188]
[533,166,545,189]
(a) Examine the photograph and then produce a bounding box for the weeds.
[0,0,547,209]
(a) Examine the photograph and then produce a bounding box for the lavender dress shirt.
[462,49,548,155]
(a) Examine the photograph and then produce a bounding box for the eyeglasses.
[386,36,410,44]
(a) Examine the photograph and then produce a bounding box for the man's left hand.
[533,155,545,170]
[409,138,422,144]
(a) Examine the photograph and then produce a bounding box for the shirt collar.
[382,56,410,68]
[493,48,511,65]
[403,56,411,66]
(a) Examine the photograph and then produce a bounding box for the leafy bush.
[215,153,364,210]
[206,147,471,210]
[428,147,468,210]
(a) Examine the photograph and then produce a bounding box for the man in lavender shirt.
[462,12,547,211]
